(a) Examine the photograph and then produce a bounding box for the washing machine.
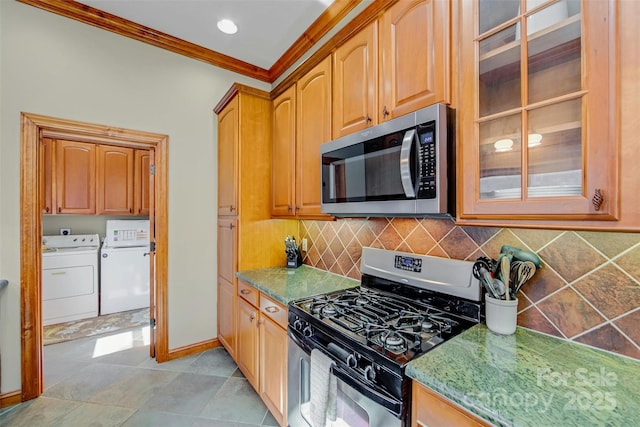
[41,234,100,326]
[100,220,150,315]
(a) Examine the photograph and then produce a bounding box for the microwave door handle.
[329,162,336,200]
[400,129,416,198]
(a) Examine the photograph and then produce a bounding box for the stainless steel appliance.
[320,104,454,217]
[287,247,482,426]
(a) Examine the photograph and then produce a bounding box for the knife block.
[287,249,303,268]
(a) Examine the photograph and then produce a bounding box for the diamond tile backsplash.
[300,218,640,360]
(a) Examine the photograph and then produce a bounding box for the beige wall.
[0,1,268,393]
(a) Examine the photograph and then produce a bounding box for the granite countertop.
[236,265,359,306]
[406,324,640,426]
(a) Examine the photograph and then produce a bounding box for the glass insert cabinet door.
[459,0,619,220]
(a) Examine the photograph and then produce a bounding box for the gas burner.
[384,333,406,349]
[355,296,370,305]
[322,304,338,317]
[421,320,435,332]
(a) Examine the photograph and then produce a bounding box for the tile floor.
[0,325,279,426]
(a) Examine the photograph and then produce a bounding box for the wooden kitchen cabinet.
[215,83,297,369]
[412,381,489,427]
[295,56,332,218]
[217,217,238,359]
[217,94,239,217]
[332,0,450,137]
[237,295,260,390]
[332,20,378,137]
[271,85,296,217]
[259,293,288,427]
[236,279,288,427]
[96,144,134,215]
[55,139,96,214]
[458,0,618,222]
[134,149,151,215]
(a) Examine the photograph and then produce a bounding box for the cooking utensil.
[493,278,507,298]
[512,261,536,297]
[499,245,542,268]
[500,255,511,300]
[473,261,500,299]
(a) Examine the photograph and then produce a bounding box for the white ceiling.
[77,0,335,70]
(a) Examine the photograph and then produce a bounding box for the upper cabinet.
[41,138,149,216]
[379,0,450,121]
[458,0,618,221]
[332,0,450,138]
[55,139,96,215]
[293,56,333,219]
[271,85,297,217]
[218,95,239,217]
[96,145,134,215]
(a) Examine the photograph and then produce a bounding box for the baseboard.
[0,390,22,409]
[164,338,220,362]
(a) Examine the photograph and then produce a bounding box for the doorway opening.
[20,112,169,401]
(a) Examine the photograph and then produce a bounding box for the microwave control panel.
[416,121,437,199]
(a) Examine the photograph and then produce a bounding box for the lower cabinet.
[412,381,489,427]
[236,279,288,427]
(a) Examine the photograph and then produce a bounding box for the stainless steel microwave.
[321,104,454,217]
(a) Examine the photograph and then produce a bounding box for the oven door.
[287,335,403,427]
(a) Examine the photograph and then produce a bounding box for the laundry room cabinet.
[40,138,150,216]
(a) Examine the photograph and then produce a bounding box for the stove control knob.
[293,319,303,331]
[346,354,357,368]
[364,364,376,382]
[302,325,313,337]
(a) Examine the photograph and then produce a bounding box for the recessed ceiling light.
[217,19,238,35]
[494,138,514,152]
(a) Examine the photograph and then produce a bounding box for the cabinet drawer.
[238,280,259,306]
[260,294,287,329]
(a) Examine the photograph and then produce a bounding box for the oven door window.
[322,131,416,203]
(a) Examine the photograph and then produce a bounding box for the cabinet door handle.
[129,208,133,213]
[240,289,251,295]
[592,188,603,211]
[229,223,235,229]
[229,206,235,212]
[257,319,264,326]
[45,207,50,213]
[366,114,372,123]
[264,306,280,314]
[51,271,66,275]
[249,314,255,322]
[287,205,292,212]
[57,207,61,213]
[138,208,142,214]
[382,106,389,118]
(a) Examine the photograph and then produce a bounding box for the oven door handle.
[331,365,402,417]
[400,129,416,198]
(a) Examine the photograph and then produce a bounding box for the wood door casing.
[55,139,96,214]
[332,20,378,137]
[40,138,55,215]
[379,0,450,121]
[271,85,296,217]
[296,56,332,218]
[96,144,134,215]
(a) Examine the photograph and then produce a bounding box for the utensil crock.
[485,293,518,335]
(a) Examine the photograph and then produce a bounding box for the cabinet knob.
[287,205,292,212]
[240,288,251,295]
[129,208,133,213]
[229,223,235,229]
[229,206,235,212]
[592,188,604,211]
[45,207,50,213]
[382,106,389,118]
[57,207,61,213]
[138,208,142,214]
[366,114,372,124]
[249,314,255,322]
[265,306,280,314]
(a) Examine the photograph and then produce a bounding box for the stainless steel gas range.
[287,247,482,427]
